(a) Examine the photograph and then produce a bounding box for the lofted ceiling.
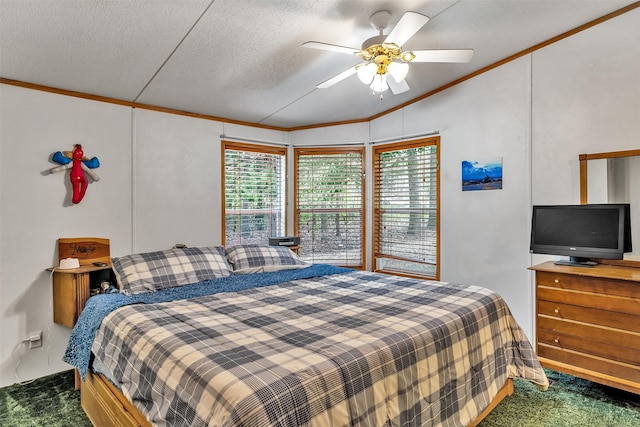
[1,0,637,129]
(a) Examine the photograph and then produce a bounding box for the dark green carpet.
[0,370,91,427]
[479,370,640,426]
[1,369,638,426]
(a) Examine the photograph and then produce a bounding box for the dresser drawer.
[537,324,640,365]
[537,285,640,316]
[536,271,639,298]
[537,315,640,350]
[538,343,640,384]
[537,300,640,333]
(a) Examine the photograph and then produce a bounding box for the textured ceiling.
[1,0,637,129]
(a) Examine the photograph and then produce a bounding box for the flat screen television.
[530,204,632,267]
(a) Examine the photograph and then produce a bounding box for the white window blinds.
[223,141,286,247]
[373,137,439,279]
[295,148,365,267]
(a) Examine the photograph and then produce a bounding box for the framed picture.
[462,157,503,191]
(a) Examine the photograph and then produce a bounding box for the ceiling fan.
[303,10,473,98]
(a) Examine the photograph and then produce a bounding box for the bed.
[64,245,548,426]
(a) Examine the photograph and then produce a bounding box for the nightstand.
[48,264,112,328]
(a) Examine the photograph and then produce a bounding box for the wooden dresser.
[530,261,640,394]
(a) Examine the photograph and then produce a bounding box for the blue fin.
[82,157,100,169]
[52,151,71,165]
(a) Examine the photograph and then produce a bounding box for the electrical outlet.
[28,331,42,349]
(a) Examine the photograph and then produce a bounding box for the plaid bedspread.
[91,270,547,427]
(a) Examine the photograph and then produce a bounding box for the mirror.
[579,149,640,262]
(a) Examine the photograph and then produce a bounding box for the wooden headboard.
[58,237,110,265]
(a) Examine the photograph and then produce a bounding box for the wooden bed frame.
[81,370,514,427]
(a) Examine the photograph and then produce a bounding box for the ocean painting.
[462,157,503,191]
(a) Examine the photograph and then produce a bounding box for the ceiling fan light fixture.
[387,61,409,83]
[370,74,389,93]
[357,62,377,84]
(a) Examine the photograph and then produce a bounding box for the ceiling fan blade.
[302,41,359,55]
[411,49,474,63]
[384,11,429,47]
[317,66,357,89]
[387,77,410,95]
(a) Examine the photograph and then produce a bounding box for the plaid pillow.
[226,245,309,274]
[112,246,232,295]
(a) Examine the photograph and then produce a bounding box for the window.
[222,141,286,247]
[294,147,365,267]
[372,137,439,279]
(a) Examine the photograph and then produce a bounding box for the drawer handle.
[554,279,559,284]
[554,308,560,314]
[554,338,560,344]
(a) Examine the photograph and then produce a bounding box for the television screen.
[530,204,631,266]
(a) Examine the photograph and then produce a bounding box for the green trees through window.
[223,141,286,247]
[373,137,439,279]
[294,148,365,267]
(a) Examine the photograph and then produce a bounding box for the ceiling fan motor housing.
[361,34,386,50]
[369,10,391,31]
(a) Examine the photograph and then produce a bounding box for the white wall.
[1,7,638,387]
[132,110,224,253]
[0,86,132,386]
[531,8,640,207]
